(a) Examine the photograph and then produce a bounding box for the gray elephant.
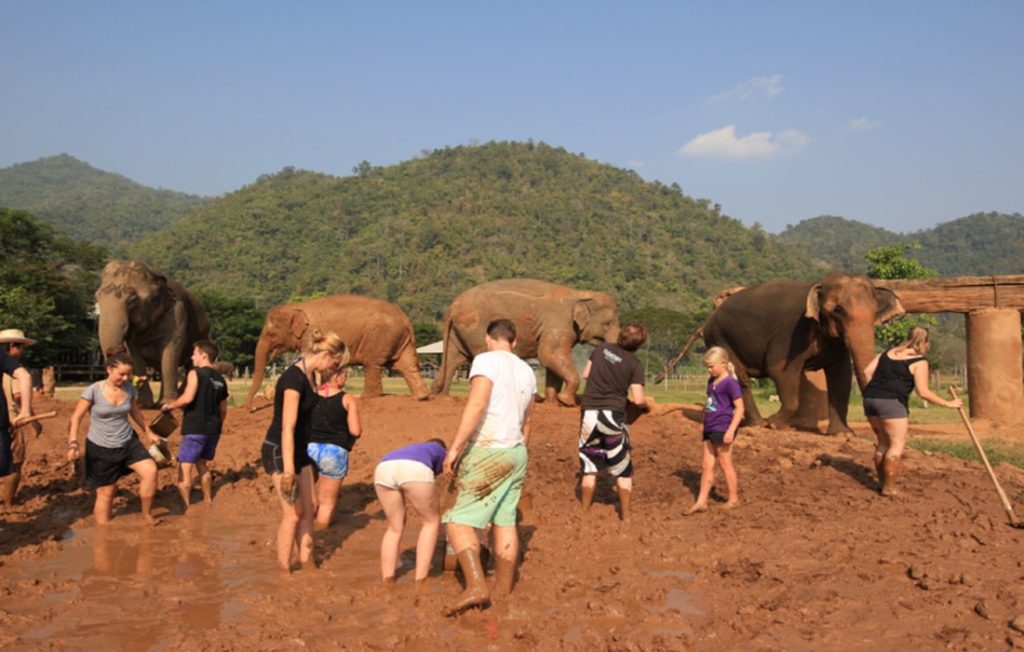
[96,260,211,407]
[431,279,621,406]
[702,271,904,434]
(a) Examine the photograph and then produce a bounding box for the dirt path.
[1,394,1022,650]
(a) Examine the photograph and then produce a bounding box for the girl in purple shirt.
[686,347,744,515]
[373,439,447,583]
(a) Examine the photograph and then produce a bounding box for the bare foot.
[143,514,161,526]
[443,588,490,617]
[685,503,708,516]
[721,501,740,510]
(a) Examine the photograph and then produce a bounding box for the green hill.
[778,212,1024,276]
[0,154,209,249]
[130,141,822,321]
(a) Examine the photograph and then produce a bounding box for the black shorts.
[261,440,311,475]
[0,427,13,477]
[703,431,737,446]
[85,438,152,488]
[863,397,909,419]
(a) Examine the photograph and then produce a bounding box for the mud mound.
[1,395,1022,649]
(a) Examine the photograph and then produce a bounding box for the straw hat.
[0,329,35,346]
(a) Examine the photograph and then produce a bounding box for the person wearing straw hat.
[0,329,35,508]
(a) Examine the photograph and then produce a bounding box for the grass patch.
[909,438,1024,470]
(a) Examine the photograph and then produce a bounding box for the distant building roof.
[416,340,444,354]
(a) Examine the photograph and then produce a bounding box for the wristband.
[68,441,79,448]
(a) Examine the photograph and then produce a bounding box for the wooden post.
[965,308,1024,424]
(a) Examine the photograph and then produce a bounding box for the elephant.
[96,260,211,407]
[430,279,621,406]
[701,271,904,435]
[244,294,429,407]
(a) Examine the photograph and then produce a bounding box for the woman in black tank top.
[861,327,962,496]
[308,365,362,528]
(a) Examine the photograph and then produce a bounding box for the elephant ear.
[289,311,311,343]
[572,297,595,332]
[873,288,905,325]
[804,283,823,322]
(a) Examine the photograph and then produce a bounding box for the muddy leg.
[580,474,596,513]
[94,484,116,524]
[492,525,519,595]
[130,458,159,525]
[177,462,194,510]
[363,365,384,398]
[444,523,491,615]
[375,484,405,581]
[686,440,715,514]
[197,460,213,503]
[0,467,20,508]
[616,476,633,521]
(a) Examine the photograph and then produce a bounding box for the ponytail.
[703,346,737,379]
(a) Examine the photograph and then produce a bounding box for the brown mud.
[1,394,1023,650]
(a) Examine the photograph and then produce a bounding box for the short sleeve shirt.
[580,343,645,411]
[703,375,743,434]
[0,351,22,431]
[82,382,139,448]
[380,442,446,475]
[469,350,537,448]
[264,363,317,448]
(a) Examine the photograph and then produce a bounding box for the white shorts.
[373,459,435,489]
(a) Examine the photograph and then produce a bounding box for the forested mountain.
[0,154,208,250]
[778,212,1024,276]
[130,141,822,322]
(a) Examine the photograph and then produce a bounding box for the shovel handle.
[949,388,1019,526]
[12,410,57,426]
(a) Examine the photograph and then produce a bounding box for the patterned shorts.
[578,409,633,478]
[307,442,350,480]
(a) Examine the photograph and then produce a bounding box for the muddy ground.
[1,393,1023,651]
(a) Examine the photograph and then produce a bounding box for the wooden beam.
[873,276,1024,313]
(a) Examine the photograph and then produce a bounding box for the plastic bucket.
[149,411,178,437]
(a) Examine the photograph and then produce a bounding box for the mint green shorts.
[442,444,527,528]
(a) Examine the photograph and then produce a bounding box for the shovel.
[950,388,1021,528]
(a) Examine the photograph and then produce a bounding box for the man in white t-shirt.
[442,318,536,616]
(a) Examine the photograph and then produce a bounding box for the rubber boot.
[873,451,885,489]
[493,555,516,595]
[444,550,490,616]
[881,456,901,497]
[618,488,632,522]
[581,482,596,514]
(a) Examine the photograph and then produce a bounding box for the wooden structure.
[874,276,1024,424]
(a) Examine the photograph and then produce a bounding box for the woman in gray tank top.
[67,349,161,525]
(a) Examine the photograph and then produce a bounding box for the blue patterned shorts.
[306,442,350,479]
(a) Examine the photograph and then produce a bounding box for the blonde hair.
[899,327,930,356]
[704,346,737,378]
[309,331,350,366]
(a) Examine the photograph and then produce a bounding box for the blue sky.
[2,1,1021,233]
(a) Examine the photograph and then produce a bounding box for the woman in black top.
[307,364,362,529]
[862,327,961,496]
[261,331,348,571]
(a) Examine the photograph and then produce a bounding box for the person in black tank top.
[261,331,349,571]
[862,327,962,496]
[307,365,362,528]
[160,340,229,510]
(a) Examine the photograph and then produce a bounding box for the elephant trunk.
[845,321,877,391]
[97,301,129,357]
[245,331,274,407]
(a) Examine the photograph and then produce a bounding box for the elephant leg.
[394,345,430,400]
[538,341,579,407]
[544,369,563,404]
[160,344,183,405]
[766,362,801,430]
[431,347,469,396]
[730,360,765,427]
[823,357,854,435]
[363,365,385,398]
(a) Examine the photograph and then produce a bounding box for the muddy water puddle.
[2,505,271,650]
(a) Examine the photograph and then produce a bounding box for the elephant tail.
[430,312,458,395]
[651,326,704,385]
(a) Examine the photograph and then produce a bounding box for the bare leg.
[197,460,213,503]
[881,417,909,497]
[580,474,596,513]
[0,467,20,508]
[375,484,406,581]
[687,440,716,514]
[129,458,159,525]
[177,461,194,510]
[315,476,344,528]
[615,476,633,521]
[94,484,116,525]
[296,466,316,567]
[491,524,519,595]
[405,482,440,581]
[444,522,490,615]
[716,443,739,507]
[272,472,300,571]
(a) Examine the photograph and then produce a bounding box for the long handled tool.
[13,410,57,426]
[950,388,1021,527]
